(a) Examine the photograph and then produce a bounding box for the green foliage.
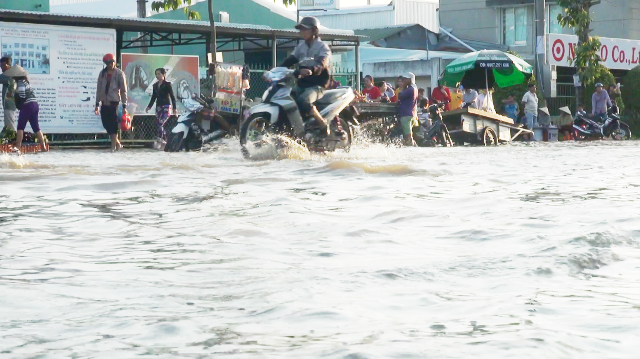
[281,0,297,6]
[151,0,201,20]
[556,0,602,107]
[622,66,640,114]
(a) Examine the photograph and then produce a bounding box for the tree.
[556,0,607,110]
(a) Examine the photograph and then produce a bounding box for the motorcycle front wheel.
[240,113,279,160]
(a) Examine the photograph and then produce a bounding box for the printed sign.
[548,33,640,71]
[479,61,511,68]
[0,21,115,133]
[298,0,339,10]
[120,54,200,115]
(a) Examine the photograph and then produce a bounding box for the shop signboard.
[298,0,340,10]
[0,21,115,133]
[120,54,200,115]
[548,33,640,71]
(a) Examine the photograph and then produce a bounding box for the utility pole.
[137,0,148,54]
[534,0,546,96]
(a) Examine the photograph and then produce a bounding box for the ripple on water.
[1,142,640,358]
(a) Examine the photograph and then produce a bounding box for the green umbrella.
[441,50,533,90]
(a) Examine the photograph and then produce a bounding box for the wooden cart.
[441,108,533,145]
[353,102,398,123]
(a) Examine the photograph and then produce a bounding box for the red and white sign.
[548,34,640,71]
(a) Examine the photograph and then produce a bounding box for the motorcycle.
[381,102,453,147]
[165,95,230,152]
[573,105,631,141]
[415,103,454,147]
[239,66,358,159]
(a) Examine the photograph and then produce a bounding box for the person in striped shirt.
[4,65,46,152]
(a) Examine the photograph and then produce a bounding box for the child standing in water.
[146,68,176,144]
[4,65,47,152]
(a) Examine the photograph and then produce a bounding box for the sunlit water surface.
[1,139,640,358]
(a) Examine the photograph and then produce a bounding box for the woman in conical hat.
[557,106,574,140]
[4,65,47,152]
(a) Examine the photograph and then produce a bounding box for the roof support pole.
[116,30,123,68]
[272,34,277,68]
[355,41,361,90]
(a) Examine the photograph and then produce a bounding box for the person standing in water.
[95,53,128,151]
[3,65,47,152]
[397,72,418,146]
[145,68,177,144]
[0,56,17,133]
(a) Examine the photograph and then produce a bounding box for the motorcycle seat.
[316,88,350,105]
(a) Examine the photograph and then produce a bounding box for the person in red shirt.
[361,75,382,100]
[430,80,451,111]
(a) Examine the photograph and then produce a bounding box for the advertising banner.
[0,21,115,133]
[548,33,640,71]
[120,54,200,115]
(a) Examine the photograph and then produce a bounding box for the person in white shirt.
[462,88,478,108]
[521,83,538,140]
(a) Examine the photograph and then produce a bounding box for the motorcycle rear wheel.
[165,131,185,152]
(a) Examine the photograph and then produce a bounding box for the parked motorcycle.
[415,102,454,147]
[381,102,453,147]
[573,105,631,141]
[240,66,358,159]
[165,95,230,152]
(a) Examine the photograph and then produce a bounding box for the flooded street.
[1,140,640,358]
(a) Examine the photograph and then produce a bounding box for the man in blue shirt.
[397,72,418,146]
[591,83,612,122]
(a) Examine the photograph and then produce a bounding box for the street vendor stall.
[440,50,534,144]
[442,107,532,145]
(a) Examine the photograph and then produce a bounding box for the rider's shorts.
[400,115,418,136]
[294,86,325,115]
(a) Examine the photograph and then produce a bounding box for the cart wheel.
[481,127,498,146]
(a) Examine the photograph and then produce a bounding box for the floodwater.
[1,140,639,358]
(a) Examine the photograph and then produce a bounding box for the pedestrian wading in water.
[146,68,177,144]
[3,65,47,152]
[95,53,128,151]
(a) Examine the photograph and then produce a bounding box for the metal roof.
[359,45,463,64]
[0,10,361,41]
[354,24,424,43]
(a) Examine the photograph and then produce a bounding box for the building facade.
[0,0,50,12]
[308,0,440,33]
[440,0,640,110]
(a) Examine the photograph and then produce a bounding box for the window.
[504,7,528,46]
[28,44,34,49]
[21,43,27,48]
[547,5,564,34]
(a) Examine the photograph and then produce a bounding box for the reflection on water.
[1,140,640,358]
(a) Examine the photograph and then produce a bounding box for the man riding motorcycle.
[281,16,340,135]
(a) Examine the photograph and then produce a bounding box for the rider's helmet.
[295,16,320,30]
